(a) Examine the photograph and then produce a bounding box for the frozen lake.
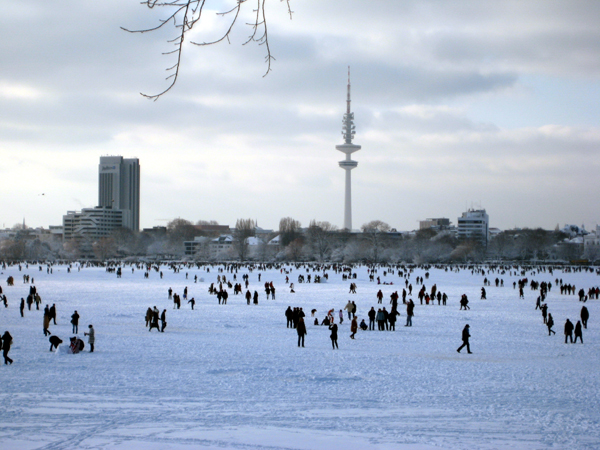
[1,262,599,449]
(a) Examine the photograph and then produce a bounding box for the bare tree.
[306,220,338,261]
[285,237,304,261]
[0,239,26,260]
[361,220,391,263]
[278,217,301,248]
[123,0,294,100]
[93,237,118,261]
[233,218,255,261]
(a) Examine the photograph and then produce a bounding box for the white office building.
[99,156,140,231]
[63,207,123,241]
[457,209,489,244]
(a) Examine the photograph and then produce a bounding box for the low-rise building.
[457,209,489,244]
[63,207,123,241]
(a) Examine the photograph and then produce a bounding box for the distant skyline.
[1,1,599,232]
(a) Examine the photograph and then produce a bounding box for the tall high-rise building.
[98,156,140,231]
[336,67,361,231]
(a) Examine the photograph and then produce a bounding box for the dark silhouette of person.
[50,304,57,325]
[2,331,13,364]
[297,317,307,347]
[149,309,160,332]
[285,306,293,328]
[71,311,80,334]
[188,298,195,310]
[329,323,339,349]
[359,319,368,330]
[405,299,414,327]
[49,335,63,351]
[145,307,152,327]
[574,320,583,344]
[547,313,556,335]
[581,306,589,329]
[19,298,25,317]
[368,307,376,330]
[457,324,472,354]
[564,319,574,343]
[160,310,167,332]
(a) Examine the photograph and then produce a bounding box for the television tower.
[336,67,361,231]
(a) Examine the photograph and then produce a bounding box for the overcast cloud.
[1,0,599,232]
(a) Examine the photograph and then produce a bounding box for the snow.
[1,263,599,449]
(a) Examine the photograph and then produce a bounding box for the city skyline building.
[457,209,490,245]
[98,156,140,231]
[336,67,361,231]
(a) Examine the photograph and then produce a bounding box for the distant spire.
[342,66,356,144]
[346,66,351,115]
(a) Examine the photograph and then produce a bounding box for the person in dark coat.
[405,299,414,327]
[297,317,307,347]
[581,306,589,329]
[19,298,25,317]
[388,308,399,331]
[574,320,583,343]
[564,319,574,343]
[359,319,368,330]
[149,309,160,332]
[285,306,293,328]
[71,311,80,334]
[2,331,13,364]
[160,310,167,332]
[50,304,57,325]
[350,316,358,339]
[368,307,376,330]
[456,324,472,354]
[329,323,339,349]
[145,307,152,327]
[547,313,556,335]
[49,335,63,351]
[253,291,259,305]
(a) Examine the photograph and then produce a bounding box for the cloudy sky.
[2,0,599,232]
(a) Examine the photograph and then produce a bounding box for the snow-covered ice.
[1,263,599,449]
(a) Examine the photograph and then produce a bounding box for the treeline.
[1,218,590,263]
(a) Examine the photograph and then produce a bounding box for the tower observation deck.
[336,67,361,231]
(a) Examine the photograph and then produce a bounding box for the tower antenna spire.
[347,66,351,115]
[336,67,361,230]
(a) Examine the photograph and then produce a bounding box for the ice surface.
[1,264,599,449]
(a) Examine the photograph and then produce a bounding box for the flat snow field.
[1,263,599,450]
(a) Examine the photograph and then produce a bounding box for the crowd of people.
[0,260,598,364]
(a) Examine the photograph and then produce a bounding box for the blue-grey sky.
[1,0,599,232]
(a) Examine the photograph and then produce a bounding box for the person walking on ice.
[457,324,472,354]
[574,320,583,343]
[547,313,556,335]
[564,319,574,344]
[2,331,13,364]
[329,323,339,349]
[297,317,307,348]
[350,316,358,339]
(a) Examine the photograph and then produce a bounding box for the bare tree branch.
[122,0,293,100]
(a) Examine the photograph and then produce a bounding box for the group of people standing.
[146,306,167,332]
